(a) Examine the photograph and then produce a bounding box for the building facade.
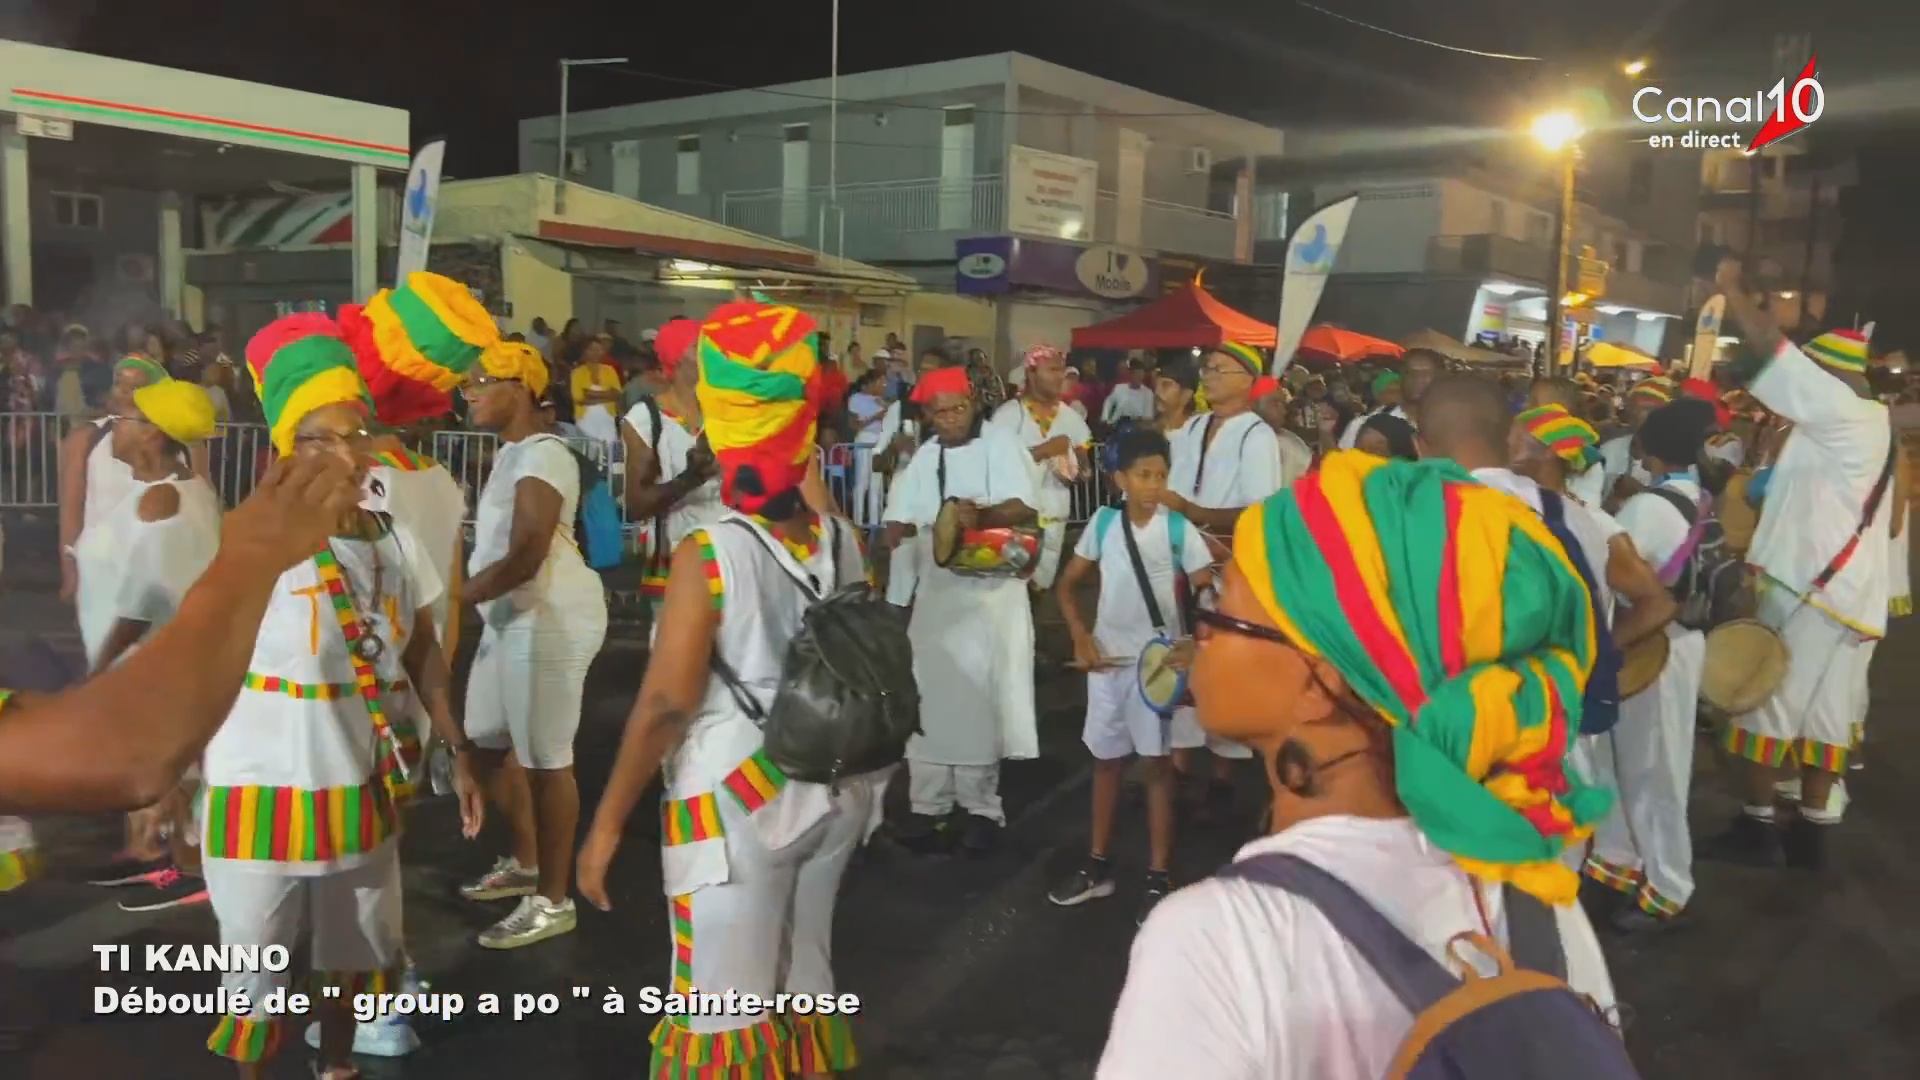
[519,53,1281,363]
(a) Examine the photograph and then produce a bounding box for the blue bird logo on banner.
[1291,224,1336,275]
[405,168,432,225]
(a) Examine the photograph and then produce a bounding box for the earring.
[1276,739,1320,798]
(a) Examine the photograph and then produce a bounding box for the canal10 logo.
[1632,54,1823,154]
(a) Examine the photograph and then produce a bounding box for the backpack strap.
[1219,853,1457,1015]
[1643,486,1711,587]
[1501,884,1568,980]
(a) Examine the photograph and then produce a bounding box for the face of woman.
[110,411,161,460]
[1191,563,1323,746]
[110,367,153,415]
[461,373,530,431]
[1356,427,1392,458]
[292,403,373,483]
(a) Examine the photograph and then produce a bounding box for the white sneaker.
[303,966,426,1058]
[477,895,577,950]
[459,856,538,901]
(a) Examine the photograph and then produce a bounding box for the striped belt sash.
[243,674,412,700]
[660,750,789,846]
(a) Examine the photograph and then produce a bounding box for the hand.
[220,454,362,574]
[1036,434,1071,460]
[576,826,621,912]
[685,438,717,478]
[1159,490,1189,515]
[452,750,485,839]
[890,433,915,456]
[1166,638,1198,673]
[1070,634,1105,671]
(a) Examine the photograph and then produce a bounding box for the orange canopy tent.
[1295,325,1404,365]
[1070,283,1277,350]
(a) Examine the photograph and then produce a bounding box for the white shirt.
[1471,467,1625,623]
[623,400,724,550]
[1338,403,1408,450]
[469,434,603,624]
[75,475,222,670]
[1599,434,1650,496]
[1274,428,1313,490]
[1614,474,1701,580]
[82,418,136,529]
[1100,816,1616,1080]
[365,456,467,642]
[1747,340,1893,633]
[883,426,1040,531]
[1074,506,1213,659]
[1103,383,1156,424]
[990,399,1093,521]
[1170,412,1285,510]
[849,392,888,446]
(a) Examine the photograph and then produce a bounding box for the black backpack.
[708,518,920,789]
[1642,488,1744,631]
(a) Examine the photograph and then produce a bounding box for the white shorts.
[1730,587,1868,765]
[466,609,607,770]
[1083,668,1175,760]
[1169,706,1254,759]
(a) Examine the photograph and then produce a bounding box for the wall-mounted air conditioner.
[1187,146,1213,174]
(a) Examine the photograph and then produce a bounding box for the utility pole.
[1544,146,1578,375]
[556,57,628,215]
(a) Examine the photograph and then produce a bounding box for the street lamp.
[556,57,629,213]
[1623,59,1648,78]
[1531,110,1585,374]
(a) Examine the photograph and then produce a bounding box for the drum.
[930,499,1042,579]
[1700,618,1789,714]
[1718,470,1759,553]
[1136,635,1195,716]
[1617,630,1670,699]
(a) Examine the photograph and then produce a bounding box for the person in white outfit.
[876,349,943,606]
[990,344,1091,590]
[58,354,169,602]
[885,365,1041,854]
[363,434,467,655]
[1581,399,1715,932]
[577,300,883,1079]
[457,342,610,949]
[847,366,891,528]
[1101,357,1157,427]
[1526,377,1611,505]
[621,318,723,614]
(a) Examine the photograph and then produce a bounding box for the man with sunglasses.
[1158,342,1289,820]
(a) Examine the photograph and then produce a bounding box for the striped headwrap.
[694,300,826,515]
[114,353,168,387]
[1516,404,1601,473]
[1804,329,1869,375]
[1628,377,1673,405]
[343,272,498,427]
[1232,451,1609,903]
[245,314,374,456]
[1212,341,1265,377]
[1023,343,1067,369]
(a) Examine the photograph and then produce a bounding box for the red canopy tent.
[1296,325,1404,365]
[1070,283,1277,350]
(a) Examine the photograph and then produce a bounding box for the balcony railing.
[717,175,1237,260]
[1426,233,1686,314]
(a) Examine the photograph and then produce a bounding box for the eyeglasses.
[292,427,372,451]
[464,374,521,395]
[1191,587,1291,646]
[1201,363,1250,380]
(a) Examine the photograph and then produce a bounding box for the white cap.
[640,328,659,343]
[873,348,891,360]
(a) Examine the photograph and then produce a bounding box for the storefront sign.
[955,237,1160,300]
[1006,145,1098,242]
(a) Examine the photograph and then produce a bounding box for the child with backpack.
[1049,429,1215,925]
[1099,453,1630,1080]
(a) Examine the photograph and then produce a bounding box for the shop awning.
[1297,325,1404,365]
[1069,283,1277,350]
[1587,341,1659,368]
[1401,329,1530,366]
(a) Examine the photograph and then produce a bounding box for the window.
[1627,159,1653,205]
[939,106,976,230]
[50,191,102,230]
[611,140,641,200]
[676,135,700,196]
[781,124,810,239]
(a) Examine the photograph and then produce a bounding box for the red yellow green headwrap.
[114,353,168,386]
[245,314,374,456]
[1516,404,1601,473]
[1804,328,1869,375]
[341,272,498,426]
[1212,341,1265,376]
[694,300,825,514]
[1231,451,1609,903]
[1628,377,1673,405]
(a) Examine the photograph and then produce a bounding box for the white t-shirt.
[1103,383,1156,424]
[1074,506,1213,660]
[364,457,467,641]
[1099,816,1616,1080]
[623,400,723,550]
[1170,412,1284,510]
[1614,475,1701,579]
[990,399,1094,521]
[1472,467,1625,622]
[469,434,603,623]
[849,392,888,445]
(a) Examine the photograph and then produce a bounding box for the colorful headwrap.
[131,379,217,445]
[1516,404,1601,473]
[655,317,701,378]
[1372,370,1402,398]
[1024,344,1067,369]
[911,366,971,405]
[1628,377,1673,405]
[694,301,827,514]
[342,272,497,426]
[114,353,168,387]
[1212,341,1265,377]
[477,341,552,400]
[1805,329,1869,375]
[245,315,374,456]
[1232,452,1608,903]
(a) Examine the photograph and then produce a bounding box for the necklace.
[326,526,388,664]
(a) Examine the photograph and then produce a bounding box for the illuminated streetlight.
[1624,59,1648,77]
[1530,111,1584,152]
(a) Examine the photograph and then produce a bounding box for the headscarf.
[1371,370,1402,399]
[1805,329,1869,375]
[245,315,375,456]
[655,317,701,377]
[1212,341,1265,377]
[1638,397,1717,467]
[1628,377,1673,406]
[114,353,168,387]
[477,341,552,400]
[694,300,827,514]
[910,366,971,404]
[1679,377,1732,428]
[1516,404,1602,473]
[1023,343,1066,369]
[1250,375,1282,401]
[131,379,217,444]
[1232,452,1608,903]
[346,272,497,426]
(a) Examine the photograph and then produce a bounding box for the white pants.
[1032,520,1067,589]
[660,778,877,1038]
[1731,587,1868,770]
[851,442,884,529]
[204,844,404,1018]
[886,532,929,608]
[466,607,608,769]
[1585,625,1704,915]
[908,761,1003,823]
[1853,639,1877,746]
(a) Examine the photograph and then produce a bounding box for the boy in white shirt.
[1051,428,1215,924]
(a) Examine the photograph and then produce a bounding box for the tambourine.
[1136,635,1195,716]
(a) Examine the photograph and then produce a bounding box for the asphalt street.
[4,524,1920,1078]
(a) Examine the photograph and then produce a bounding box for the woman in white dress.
[457,342,610,949]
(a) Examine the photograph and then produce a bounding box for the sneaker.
[1047,859,1116,907]
[116,868,208,912]
[958,814,1001,856]
[1782,817,1829,872]
[1137,871,1171,926]
[86,855,170,887]
[1775,778,1849,816]
[477,895,577,950]
[1698,813,1785,868]
[460,856,538,902]
[304,969,426,1057]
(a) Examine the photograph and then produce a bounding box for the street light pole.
[556,57,629,215]
[1545,145,1578,375]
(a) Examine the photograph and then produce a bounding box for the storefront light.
[1483,282,1529,296]
[669,260,721,274]
[1596,304,1627,315]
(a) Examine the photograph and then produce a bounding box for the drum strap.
[1118,511,1169,635]
[1190,414,1257,503]
[1808,426,1898,593]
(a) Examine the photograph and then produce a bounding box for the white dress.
[74,474,222,671]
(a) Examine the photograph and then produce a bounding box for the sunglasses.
[1190,588,1289,646]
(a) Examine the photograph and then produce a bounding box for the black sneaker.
[1698,813,1785,868]
[86,855,170,887]
[1782,817,1829,872]
[958,814,1001,855]
[1578,877,1627,925]
[1609,902,1690,935]
[890,813,952,856]
[1137,871,1172,926]
[117,868,209,912]
[1047,858,1116,907]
